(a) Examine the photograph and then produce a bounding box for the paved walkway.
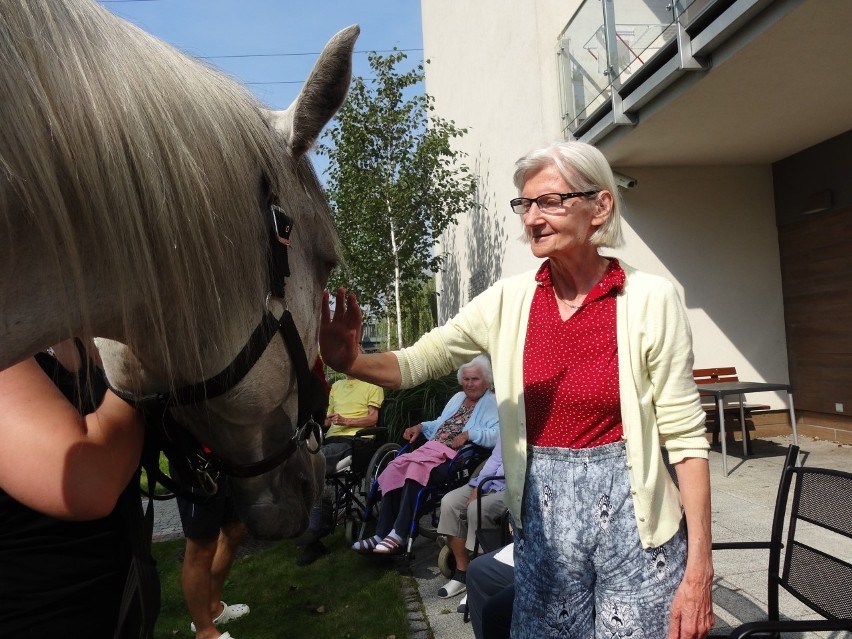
[152,434,851,638]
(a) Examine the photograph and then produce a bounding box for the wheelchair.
[322,426,401,543]
[437,474,510,579]
[357,437,493,561]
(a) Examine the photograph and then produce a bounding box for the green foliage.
[400,277,438,347]
[319,50,476,345]
[381,372,460,441]
[152,531,408,639]
[376,277,438,352]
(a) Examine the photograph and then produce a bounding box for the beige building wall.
[421,1,790,408]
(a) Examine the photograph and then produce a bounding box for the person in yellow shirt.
[295,375,384,565]
[324,375,384,437]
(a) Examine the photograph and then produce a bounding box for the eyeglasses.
[509,191,599,216]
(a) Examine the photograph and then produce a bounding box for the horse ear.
[267,24,359,159]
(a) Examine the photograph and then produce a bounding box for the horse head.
[99,23,360,540]
[0,0,357,538]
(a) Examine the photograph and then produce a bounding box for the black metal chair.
[460,474,510,624]
[437,474,509,579]
[471,475,511,557]
[324,425,400,542]
[712,444,852,638]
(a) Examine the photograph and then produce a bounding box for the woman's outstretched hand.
[320,288,363,373]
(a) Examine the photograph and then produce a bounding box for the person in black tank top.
[0,340,156,638]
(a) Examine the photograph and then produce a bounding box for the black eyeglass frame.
[509,190,600,215]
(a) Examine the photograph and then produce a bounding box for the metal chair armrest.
[728,618,852,639]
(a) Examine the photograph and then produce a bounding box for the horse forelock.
[0,0,338,386]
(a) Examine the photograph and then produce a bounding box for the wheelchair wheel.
[362,442,401,496]
[344,515,358,544]
[438,544,456,578]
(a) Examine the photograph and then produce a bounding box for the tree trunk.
[388,219,403,348]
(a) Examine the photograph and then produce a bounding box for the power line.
[244,80,303,86]
[200,48,421,60]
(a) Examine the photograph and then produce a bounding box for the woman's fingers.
[332,287,346,323]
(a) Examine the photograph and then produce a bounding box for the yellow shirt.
[326,378,384,437]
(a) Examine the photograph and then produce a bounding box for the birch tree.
[319,51,475,348]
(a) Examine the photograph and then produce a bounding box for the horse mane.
[0,0,338,381]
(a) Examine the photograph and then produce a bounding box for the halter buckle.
[297,418,323,454]
[194,455,220,496]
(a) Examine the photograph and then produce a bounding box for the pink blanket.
[377,440,455,493]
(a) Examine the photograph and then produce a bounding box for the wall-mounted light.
[613,171,638,189]
[801,189,833,215]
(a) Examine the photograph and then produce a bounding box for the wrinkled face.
[461,366,488,402]
[521,165,610,260]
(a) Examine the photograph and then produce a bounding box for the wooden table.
[696,381,798,476]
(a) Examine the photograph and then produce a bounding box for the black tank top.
[0,350,129,636]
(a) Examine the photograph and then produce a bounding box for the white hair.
[512,141,624,248]
[457,354,494,387]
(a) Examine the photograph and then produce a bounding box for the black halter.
[110,198,327,496]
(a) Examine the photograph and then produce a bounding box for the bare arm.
[328,404,380,429]
[0,358,144,520]
[320,288,402,388]
[669,456,715,639]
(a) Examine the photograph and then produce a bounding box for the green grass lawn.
[152,529,412,639]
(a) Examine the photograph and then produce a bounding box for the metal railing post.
[602,0,636,125]
[670,0,708,70]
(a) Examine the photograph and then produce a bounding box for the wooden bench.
[693,367,771,453]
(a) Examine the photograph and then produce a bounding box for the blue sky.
[100,0,424,111]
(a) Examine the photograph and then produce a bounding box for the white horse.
[0,0,357,538]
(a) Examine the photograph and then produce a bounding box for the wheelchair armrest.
[448,443,491,472]
[476,474,505,493]
[353,426,387,439]
[395,441,414,456]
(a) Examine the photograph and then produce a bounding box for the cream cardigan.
[394,261,709,548]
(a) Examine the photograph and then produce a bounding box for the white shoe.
[190,601,250,632]
[457,594,468,614]
[437,578,466,598]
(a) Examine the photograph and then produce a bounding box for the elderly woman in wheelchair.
[352,354,499,555]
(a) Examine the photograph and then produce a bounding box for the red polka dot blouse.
[523,258,626,448]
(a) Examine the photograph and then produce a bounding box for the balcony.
[558,0,779,142]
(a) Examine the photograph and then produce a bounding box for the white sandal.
[190,601,250,631]
[351,537,379,554]
[437,578,466,598]
[373,534,405,555]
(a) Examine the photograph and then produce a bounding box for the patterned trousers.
[512,441,686,639]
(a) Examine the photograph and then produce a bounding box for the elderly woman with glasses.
[320,140,714,639]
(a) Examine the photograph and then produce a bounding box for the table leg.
[738,393,749,457]
[717,396,728,476]
[788,392,799,446]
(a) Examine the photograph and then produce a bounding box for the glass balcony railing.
[559,0,716,136]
